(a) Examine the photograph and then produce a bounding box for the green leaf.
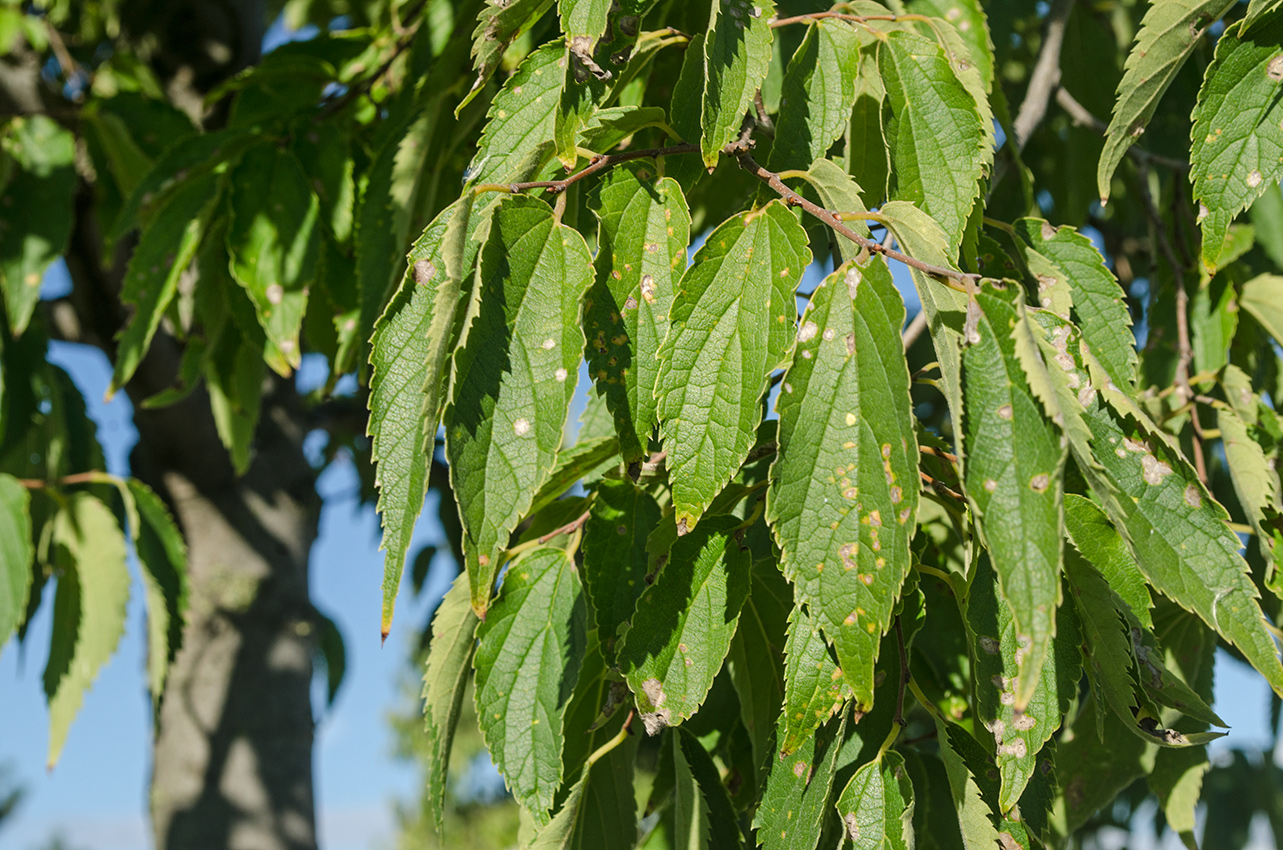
[879,30,989,252]
[755,711,848,850]
[1063,494,1152,628]
[1097,0,1233,204]
[1219,406,1283,548]
[422,573,480,834]
[0,115,76,337]
[1190,12,1283,270]
[1011,218,1137,392]
[767,258,918,709]
[835,751,915,850]
[880,201,968,431]
[0,473,32,644]
[678,728,745,849]
[582,477,662,663]
[528,732,639,850]
[226,144,321,375]
[586,160,691,462]
[560,0,611,43]
[934,717,1002,850]
[475,547,586,821]
[369,197,475,636]
[1239,273,1283,345]
[1053,695,1148,835]
[447,195,591,616]
[616,515,751,734]
[909,0,995,91]
[966,555,1079,812]
[127,479,188,706]
[1246,0,1283,29]
[204,302,267,475]
[110,171,220,394]
[767,19,861,173]
[700,0,777,168]
[657,201,810,531]
[1080,401,1283,696]
[465,42,565,188]
[801,158,871,264]
[43,493,131,767]
[292,120,355,244]
[529,435,620,517]
[778,603,852,758]
[462,0,556,114]
[846,39,890,208]
[962,287,1066,708]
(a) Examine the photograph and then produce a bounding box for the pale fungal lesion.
[513,418,531,436]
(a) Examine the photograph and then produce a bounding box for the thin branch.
[538,509,592,544]
[919,445,958,464]
[770,11,927,28]
[476,143,700,196]
[902,310,928,349]
[920,470,964,502]
[1055,88,1189,172]
[732,149,980,290]
[1011,0,1075,153]
[16,471,108,489]
[315,25,420,121]
[893,618,910,728]
[43,21,84,96]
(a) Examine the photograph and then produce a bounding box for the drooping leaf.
[678,728,745,849]
[846,37,890,208]
[1011,218,1137,391]
[0,473,32,644]
[755,711,848,850]
[531,436,621,516]
[1219,406,1283,550]
[801,158,871,264]
[700,0,777,168]
[1063,494,1152,628]
[934,717,1003,849]
[879,30,989,252]
[127,479,188,707]
[657,201,810,531]
[586,160,691,461]
[727,563,790,774]
[527,730,639,850]
[966,555,1079,812]
[909,0,995,91]
[1097,0,1233,204]
[110,171,220,394]
[0,115,76,337]
[369,196,475,636]
[204,300,267,476]
[474,547,586,822]
[1246,0,1283,29]
[582,477,662,663]
[834,751,915,850]
[422,573,480,834]
[962,286,1066,708]
[767,258,918,709]
[43,493,131,767]
[226,144,321,375]
[1239,273,1283,345]
[446,195,591,615]
[1190,12,1283,270]
[616,515,751,734]
[1053,695,1149,835]
[560,0,611,43]
[777,602,853,758]
[767,19,861,174]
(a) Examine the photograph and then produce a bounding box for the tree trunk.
[130,372,321,850]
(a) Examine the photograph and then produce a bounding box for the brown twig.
[17,471,106,489]
[1011,0,1074,152]
[478,143,701,196]
[732,149,980,290]
[893,618,910,727]
[919,445,958,464]
[769,11,925,27]
[902,310,928,349]
[315,24,421,121]
[920,470,964,501]
[43,21,84,94]
[538,509,592,544]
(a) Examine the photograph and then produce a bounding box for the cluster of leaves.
[7,0,1283,847]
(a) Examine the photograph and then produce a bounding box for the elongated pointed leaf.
[678,728,745,849]
[616,515,751,734]
[560,0,611,42]
[768,19,861,173]
[1063,494,1152,628]
[0,116,76,337]
[836,751,915,850]
[226,144,321,375]
[879,30,988,252]
[935,717,1002,850]
[1054,696,1148,834]
[127,479,188,706]
[755,711,848,850]
[475,547,586,821]
[111,172,220,394]
[727,564,790,773]
[528,732,639,850]
[1080,400,1283,696]
[423,573,480,834]
[657,201,810,531]
[447,195,591,615]
[1191,13,1283,269]
[701,0,776,167]
[1246,0,1283,28]
[1097,0,1234,203]
[1011,218,1137,392]
[962,287,1066,708]
[370,197,475,636]
[43,494,131,767]
[465,43,564,188]
[582,477,662,662]
[967,555,1079,812]
[587,161,691,461]
[778,603,852,757]
[1239,273,1283,345]
[768,259,918,709]
[1219,406,1283,545]
[0,473,32,644]
[909,0,995,91]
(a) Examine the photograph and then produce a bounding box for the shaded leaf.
[127,479,188,707]
[778,602,852,757]
[768,19,861,173]
[423,573,480,834]
[700,0,777,168]
[0,473,32,643]
[835,751,915,850]
[582,477,662,662]
[755,711,848,850]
